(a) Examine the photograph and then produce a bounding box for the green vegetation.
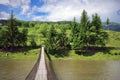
[0,10,120,60]
[49,49,120,60]
[0,48,39,60]
[0,11,27,51]
[45,10,108,52]
[106,30,120,47]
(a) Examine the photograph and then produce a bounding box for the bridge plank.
[35,47,48,80]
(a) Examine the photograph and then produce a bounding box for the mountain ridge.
[0,19,120,32]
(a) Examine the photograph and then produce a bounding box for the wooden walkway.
[25,47,51,80]
[35,47,47,80]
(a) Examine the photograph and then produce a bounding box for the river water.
[49,60,120,80]
[0,60,120,80]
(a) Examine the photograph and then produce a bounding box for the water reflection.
[0,60,35,80]
[49,60,120,80]
[0,60,120,80]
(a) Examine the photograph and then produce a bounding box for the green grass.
[106,30,120,47]
[48,49,120,60]
[0,48,120,60]
[0,48,39,60]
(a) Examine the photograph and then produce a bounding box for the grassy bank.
[0,48,120,60]
[0,48,39,60]
[49,49,120,60]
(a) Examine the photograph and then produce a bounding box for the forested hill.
[0,19,8,25]
[103,22,120,32]
[0,19,120,32]
[0,19,72,26]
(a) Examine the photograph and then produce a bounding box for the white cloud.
[40,0,57,3]
[32,0,120,22]
[1,0,119,22]
[0,0,9,4]
[0,0,30,7]
[0,0,31,15]
[21,5,30,15]
[20,0,31,15]
[0,11,9,19]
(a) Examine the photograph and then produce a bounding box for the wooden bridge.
[25,47,52,80]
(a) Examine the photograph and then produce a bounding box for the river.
[0,60,120,80]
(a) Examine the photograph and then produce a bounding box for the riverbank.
[49,49,120,60]
[0,48,39,60]
[0,48,120,60]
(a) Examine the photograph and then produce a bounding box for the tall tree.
[45,25,59,53]
[106,18,110,30]
[7,11,19,49]
[79,10,90,48]
[58,26,68,49]
[91,13,103,33]
[70,17,80,49]
[91,13,108,46]
[106,18,110,25]
[5,11,28,50]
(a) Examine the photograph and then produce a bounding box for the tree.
[70,17,80,49]
[106,18,110,25]
[7,10,19,50]
[45,24,68,53]
[0,11,28,50]
[58,26,68,49]
[45,25,59,53]
[106,18,110,30]
[0,26,8,48]
[91,13,108,46]
[79,10,90,48]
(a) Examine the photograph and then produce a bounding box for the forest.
[0,10,120,60]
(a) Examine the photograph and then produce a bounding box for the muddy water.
[0,60,35,80]
[0,60,120,80]
[49,60,120,80]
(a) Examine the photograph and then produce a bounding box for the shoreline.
[0,49,120,60]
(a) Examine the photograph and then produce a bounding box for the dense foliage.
[69,10,108,50]
[0,10,109,53]
[0,11,28,50]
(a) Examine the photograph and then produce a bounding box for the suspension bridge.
[25,47,52,80]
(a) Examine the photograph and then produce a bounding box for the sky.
[0,0,120,23]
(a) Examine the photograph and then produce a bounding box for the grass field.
[106,30,120,47]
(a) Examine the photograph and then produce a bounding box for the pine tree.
[58,26,68,49]
[45,25,59,53]
[91,13,108,46]
[6,11,27,50]
[79,10,90,48]
[106,18,110,30]
[91,13,103,33]
[106,18,110,25]
[7,10,19,50]
[70,17,80,49]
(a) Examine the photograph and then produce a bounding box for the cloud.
[0,0,9,5]
[21,5,30,15]
[32,0,120,22]
[0,11,9,19]
[0,0,31,16]
[0,0,120,22]
[40,0,57,3]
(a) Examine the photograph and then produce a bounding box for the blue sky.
[0,0,120,23]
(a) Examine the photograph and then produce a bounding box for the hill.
[0,19,8,25]
[0,19,120,32]
[103,22,120,32]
